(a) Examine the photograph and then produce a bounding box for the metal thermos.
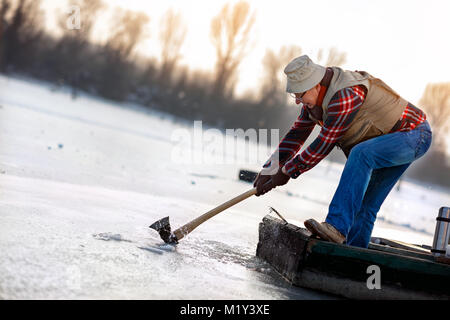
[431,207,450,256]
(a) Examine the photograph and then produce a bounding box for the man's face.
[293,84,321,108]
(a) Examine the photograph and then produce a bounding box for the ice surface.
[0,75,448,299]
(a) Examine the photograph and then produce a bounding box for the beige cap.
[284,55,326,93]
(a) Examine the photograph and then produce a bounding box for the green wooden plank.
[308,240,450,278]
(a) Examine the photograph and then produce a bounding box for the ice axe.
[149,187,258,244]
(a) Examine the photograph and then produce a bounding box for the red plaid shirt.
[267,85,426,179]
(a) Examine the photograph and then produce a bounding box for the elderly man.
[254,55,432,248]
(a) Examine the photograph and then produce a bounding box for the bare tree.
[0,0,12,71]
[210,1,255,100]
[106,9,150,61]
[57,0,103,45]
[94,9,149,101]
[158,8,187,88]
[2,0,44,70]
[316,47,347,67]
[419,82,450,150]
[52,0,104,96]
[260,45,302,106]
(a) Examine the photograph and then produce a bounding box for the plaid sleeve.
[396,102,427,131]
[263,106,315,169]
[283,86,366,178]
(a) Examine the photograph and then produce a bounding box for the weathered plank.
[371,237,431,254]
[368,242,433,261]
[256,215,311,282]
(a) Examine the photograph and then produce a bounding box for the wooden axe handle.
[173,188,257,241]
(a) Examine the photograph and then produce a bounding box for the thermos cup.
[431,207,450,256]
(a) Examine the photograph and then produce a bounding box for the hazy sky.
[44,0,450,105]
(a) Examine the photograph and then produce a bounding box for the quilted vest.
[317,67,407,154]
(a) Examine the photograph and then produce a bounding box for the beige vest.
[319,67,407,153]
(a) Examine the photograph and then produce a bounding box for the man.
[254,55,432,248]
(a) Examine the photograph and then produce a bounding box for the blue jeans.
[325,120,432,248]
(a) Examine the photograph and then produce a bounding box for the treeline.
[1,0,449,187]
[0,1,351,133]
[0,0,300,132]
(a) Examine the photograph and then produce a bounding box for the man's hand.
[272,167,290,187]
[253,171,271,196]
[254,167,290,196]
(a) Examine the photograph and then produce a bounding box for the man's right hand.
[253,171,273,196]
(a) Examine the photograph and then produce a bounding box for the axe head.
[149,216,178,244]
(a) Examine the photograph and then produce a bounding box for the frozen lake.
[0,75,448,299]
